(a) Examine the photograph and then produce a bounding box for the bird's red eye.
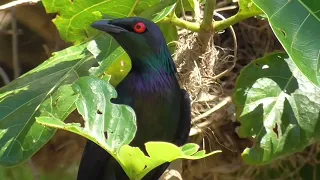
[133,22,146,33]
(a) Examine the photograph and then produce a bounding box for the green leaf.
[42,0,130,43]
[118,142,221,179]
[234,52,320,165]
[158,22,178,53]
[37,76,137,154]
[42,0,177,43]
[87,35,132,86]
[180,143,200,156]
[140,0,177,22]
[252,0,320,87]
[0,43,96,166]
[239,0,262,15]
[175,0,200,18]
[104,52,132,87]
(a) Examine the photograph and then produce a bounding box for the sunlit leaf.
[37,76,137,154]
[42,0,177,43]
[118,142,221,179]
[234,52,320,165]
[252,0,320,87]
[0,43,96,166]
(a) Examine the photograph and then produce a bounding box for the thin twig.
[179,0,187,20]
[0,66,10,84]
[11,7,20,79]
[28,159,39,180]
[215,5,237,12]
[192,96,232,123]
[0,0,40,10]
[201,0,216,31]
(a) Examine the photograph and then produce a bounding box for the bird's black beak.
[91,20,127,34]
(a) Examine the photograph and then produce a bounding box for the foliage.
[233,0,320,166]
[234,52,320,165]
[0,0,319,179]
[252,0,320,89]
[0,43,95,166]
[0,0,218,179]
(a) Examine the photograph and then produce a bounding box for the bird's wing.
[142,89,191,180]
[77,141,110,180]
[175,89,191,146]
[77,89,191,180]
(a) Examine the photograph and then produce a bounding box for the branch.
[161,10,264,33]
[200,0,216,31]
[161,16,200,32]
[214,11,263,32]
[11,7,20,79]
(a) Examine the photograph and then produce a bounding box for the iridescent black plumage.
[77,17,191,180]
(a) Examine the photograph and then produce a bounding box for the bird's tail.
[77,140,119,180]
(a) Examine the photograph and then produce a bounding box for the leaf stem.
[214,11,263,31]
[128,0,140,16]
[201,0,216,31]
[161,10,263,32]
[161,16,200,32]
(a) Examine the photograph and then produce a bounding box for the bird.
[77,17,191,180]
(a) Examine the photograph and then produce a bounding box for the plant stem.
[214,11,263,31]
[162,16,200,32]
[161,11,263,33]
[201,0,216,31]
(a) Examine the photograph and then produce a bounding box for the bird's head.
[91,17,174,72]
[91,17,176,73]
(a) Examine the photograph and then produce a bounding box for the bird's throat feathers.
[130,44,176,74]
[127,45,179,94]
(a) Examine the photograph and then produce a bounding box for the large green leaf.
[239,0,262,15]
[252,0,320,87]
[0,43,96,166]
[158,22,178,53]
[139,0,177,22]
[234,52,320,165]
[119,142,220,179]
[37,76,137,154]
[175,0,200,18]
[42,0,177,43]
[42,0,132,43]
